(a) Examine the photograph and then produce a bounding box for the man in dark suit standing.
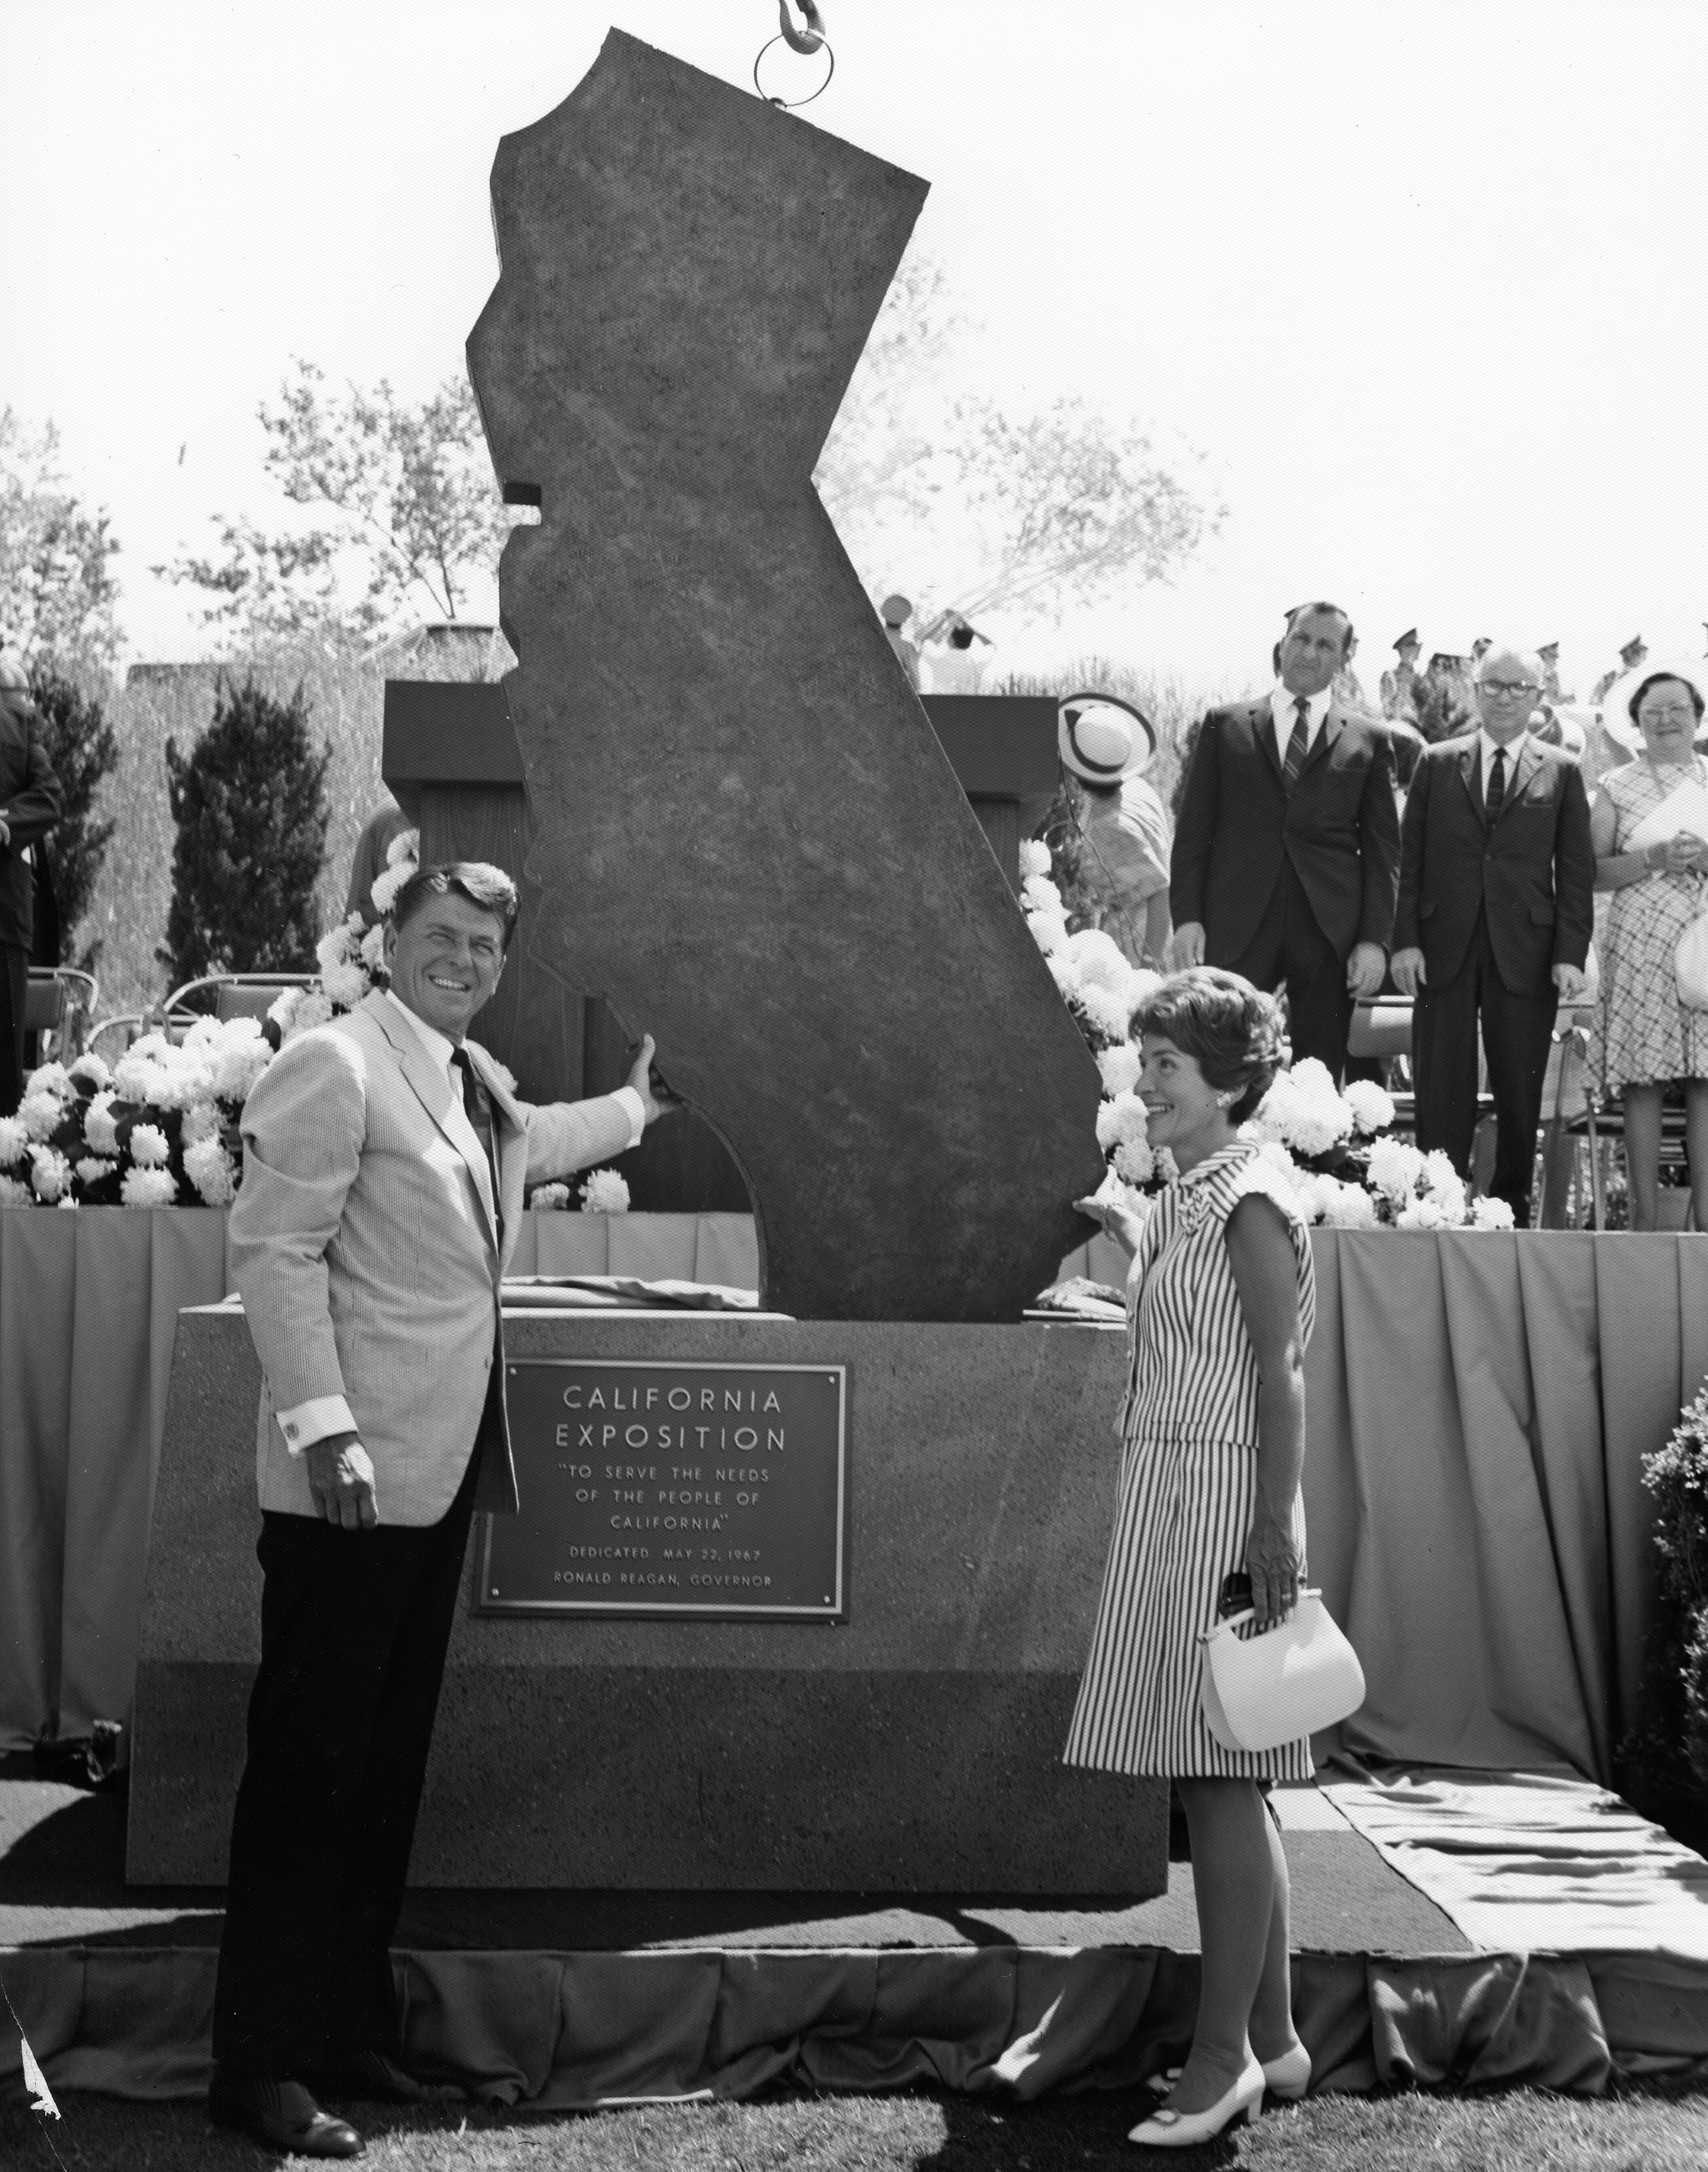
[1391,644,1594,1224]
[0,652,63,1115]
[1170,602,1399,1077]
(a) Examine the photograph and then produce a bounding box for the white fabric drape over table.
[0,1209,760,1749]
[2,1217,1702,1778]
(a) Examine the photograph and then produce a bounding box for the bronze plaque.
[477,1360,848,1620]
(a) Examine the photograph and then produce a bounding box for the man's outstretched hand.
[627,1032,672,1127]
[306,1431,379,1529]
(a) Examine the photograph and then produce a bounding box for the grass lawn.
[5,2081,1708,2171]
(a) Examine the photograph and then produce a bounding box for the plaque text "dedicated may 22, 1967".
[477,1361,849,1620]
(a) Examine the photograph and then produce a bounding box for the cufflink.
[284,1422,298,1440]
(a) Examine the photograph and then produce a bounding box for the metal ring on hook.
[752,32,836,109]
[778,0,826,53]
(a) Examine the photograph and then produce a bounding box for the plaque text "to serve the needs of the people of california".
[477,1360,849,1620]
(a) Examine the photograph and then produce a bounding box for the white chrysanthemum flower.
[359,922,388,971]
[1096,1043,1142,1098]
[0,1116,29,1167]
[1365,1136,1424,1205]
[1068,926,1133,994]
[183,1136,238,1206]
[385,827,419,869]
[82,1095,120,1157]
[1047,951,1082,1001]
[1028,909,1070,958]
[128,1122,172,1168]
[24,1061,72,1099]
[112,1054,154,1103]
[212,1023,273,1102]
[1343,1077,1396,1136]
[528,1182,571,1212]
[1096,1092,1149,1153]
[316,926,355,973]
[18,1091,64,1142]
[321,962,367,1009]
[1020,873,1061,913]
[1288,1057,1341,1104]
[1256,1138,1300,1180]
[284,991,335,1040]
[1311,1176,1375,1228]
[1075,982,1134,1043]
[1113,1136,1155,1186]
[1396,1195,1449,1229]
[180,1015,224,1050]
[579,1169,631,1214]
[68,1053,112,1091]
[29,1147,72,1202]
[120,1165,179,1209]
[1470,1195,1516,1230]
[180,1100,222,1147]
[1153,1146,1179,1183]
[0,1173,35,1206]
[370,863,412,917]
[268,988,305,1032]
[1422,1154,1468,1224]
[1018,839,1052,880]
[1122,966,1165,1014]
[149,1055,212,1111]
[76,1156,119,1186]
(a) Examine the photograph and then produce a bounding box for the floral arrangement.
[529,1169,632,1214]
[0,1023,273,1207]
[1623,1378,1708,1803]
[1019,838,1513,1233]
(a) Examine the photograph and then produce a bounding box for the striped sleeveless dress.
[1062,1141,1317,1780]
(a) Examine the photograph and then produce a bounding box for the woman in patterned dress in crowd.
[1071,969,1315,2149]
[1592,663,1708,1229]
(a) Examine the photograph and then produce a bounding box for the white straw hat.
[1058,694,1156,783]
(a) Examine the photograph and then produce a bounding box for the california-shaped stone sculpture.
[468,31,1103,1320]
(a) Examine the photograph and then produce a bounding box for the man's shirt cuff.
[612,1085,646,1150]
[276,1394,356,1455]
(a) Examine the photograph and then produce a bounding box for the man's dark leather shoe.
[208,2067,363,2157]
[316,2048,462,2103]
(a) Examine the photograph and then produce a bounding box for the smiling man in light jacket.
[211,860,665,2158]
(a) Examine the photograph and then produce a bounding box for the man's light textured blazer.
[229,990,636,1525]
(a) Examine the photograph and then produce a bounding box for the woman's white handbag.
[1200,1590,1365,1753]
[1676,913,1708,1010]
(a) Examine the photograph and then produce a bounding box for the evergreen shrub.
[161,675,330,988]
[26,662,120,966]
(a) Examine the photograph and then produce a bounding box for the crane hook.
[779,1,826,55]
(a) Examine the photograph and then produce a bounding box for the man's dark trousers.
[1227,859,1354,1080]
[1,943,25,1116]
[212,1446,481,2076]
[1413,906,1558,1225]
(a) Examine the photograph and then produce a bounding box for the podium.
[382,684,1059,1210]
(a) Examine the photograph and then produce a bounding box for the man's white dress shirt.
[1268,685,1332,767]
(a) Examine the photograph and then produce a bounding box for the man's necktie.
[1283,695,1311,790]
[451,1048,503,1245]
[1486,747,1506,823]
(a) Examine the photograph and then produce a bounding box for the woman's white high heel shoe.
[1147,2041,1311,2102]
[1259,2042,1311,2100]
[1128,2055,1265,2148]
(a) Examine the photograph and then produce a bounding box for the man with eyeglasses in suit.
[1392,645,1594,1224]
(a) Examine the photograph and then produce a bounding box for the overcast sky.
[7,0,1706,696]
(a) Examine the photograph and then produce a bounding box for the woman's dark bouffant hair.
[1130,967,1286,1123]
[1629,672,1706,726]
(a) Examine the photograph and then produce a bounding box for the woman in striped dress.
[1071,969,1314,2149]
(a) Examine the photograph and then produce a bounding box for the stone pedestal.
[128,1306,1166,1895]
